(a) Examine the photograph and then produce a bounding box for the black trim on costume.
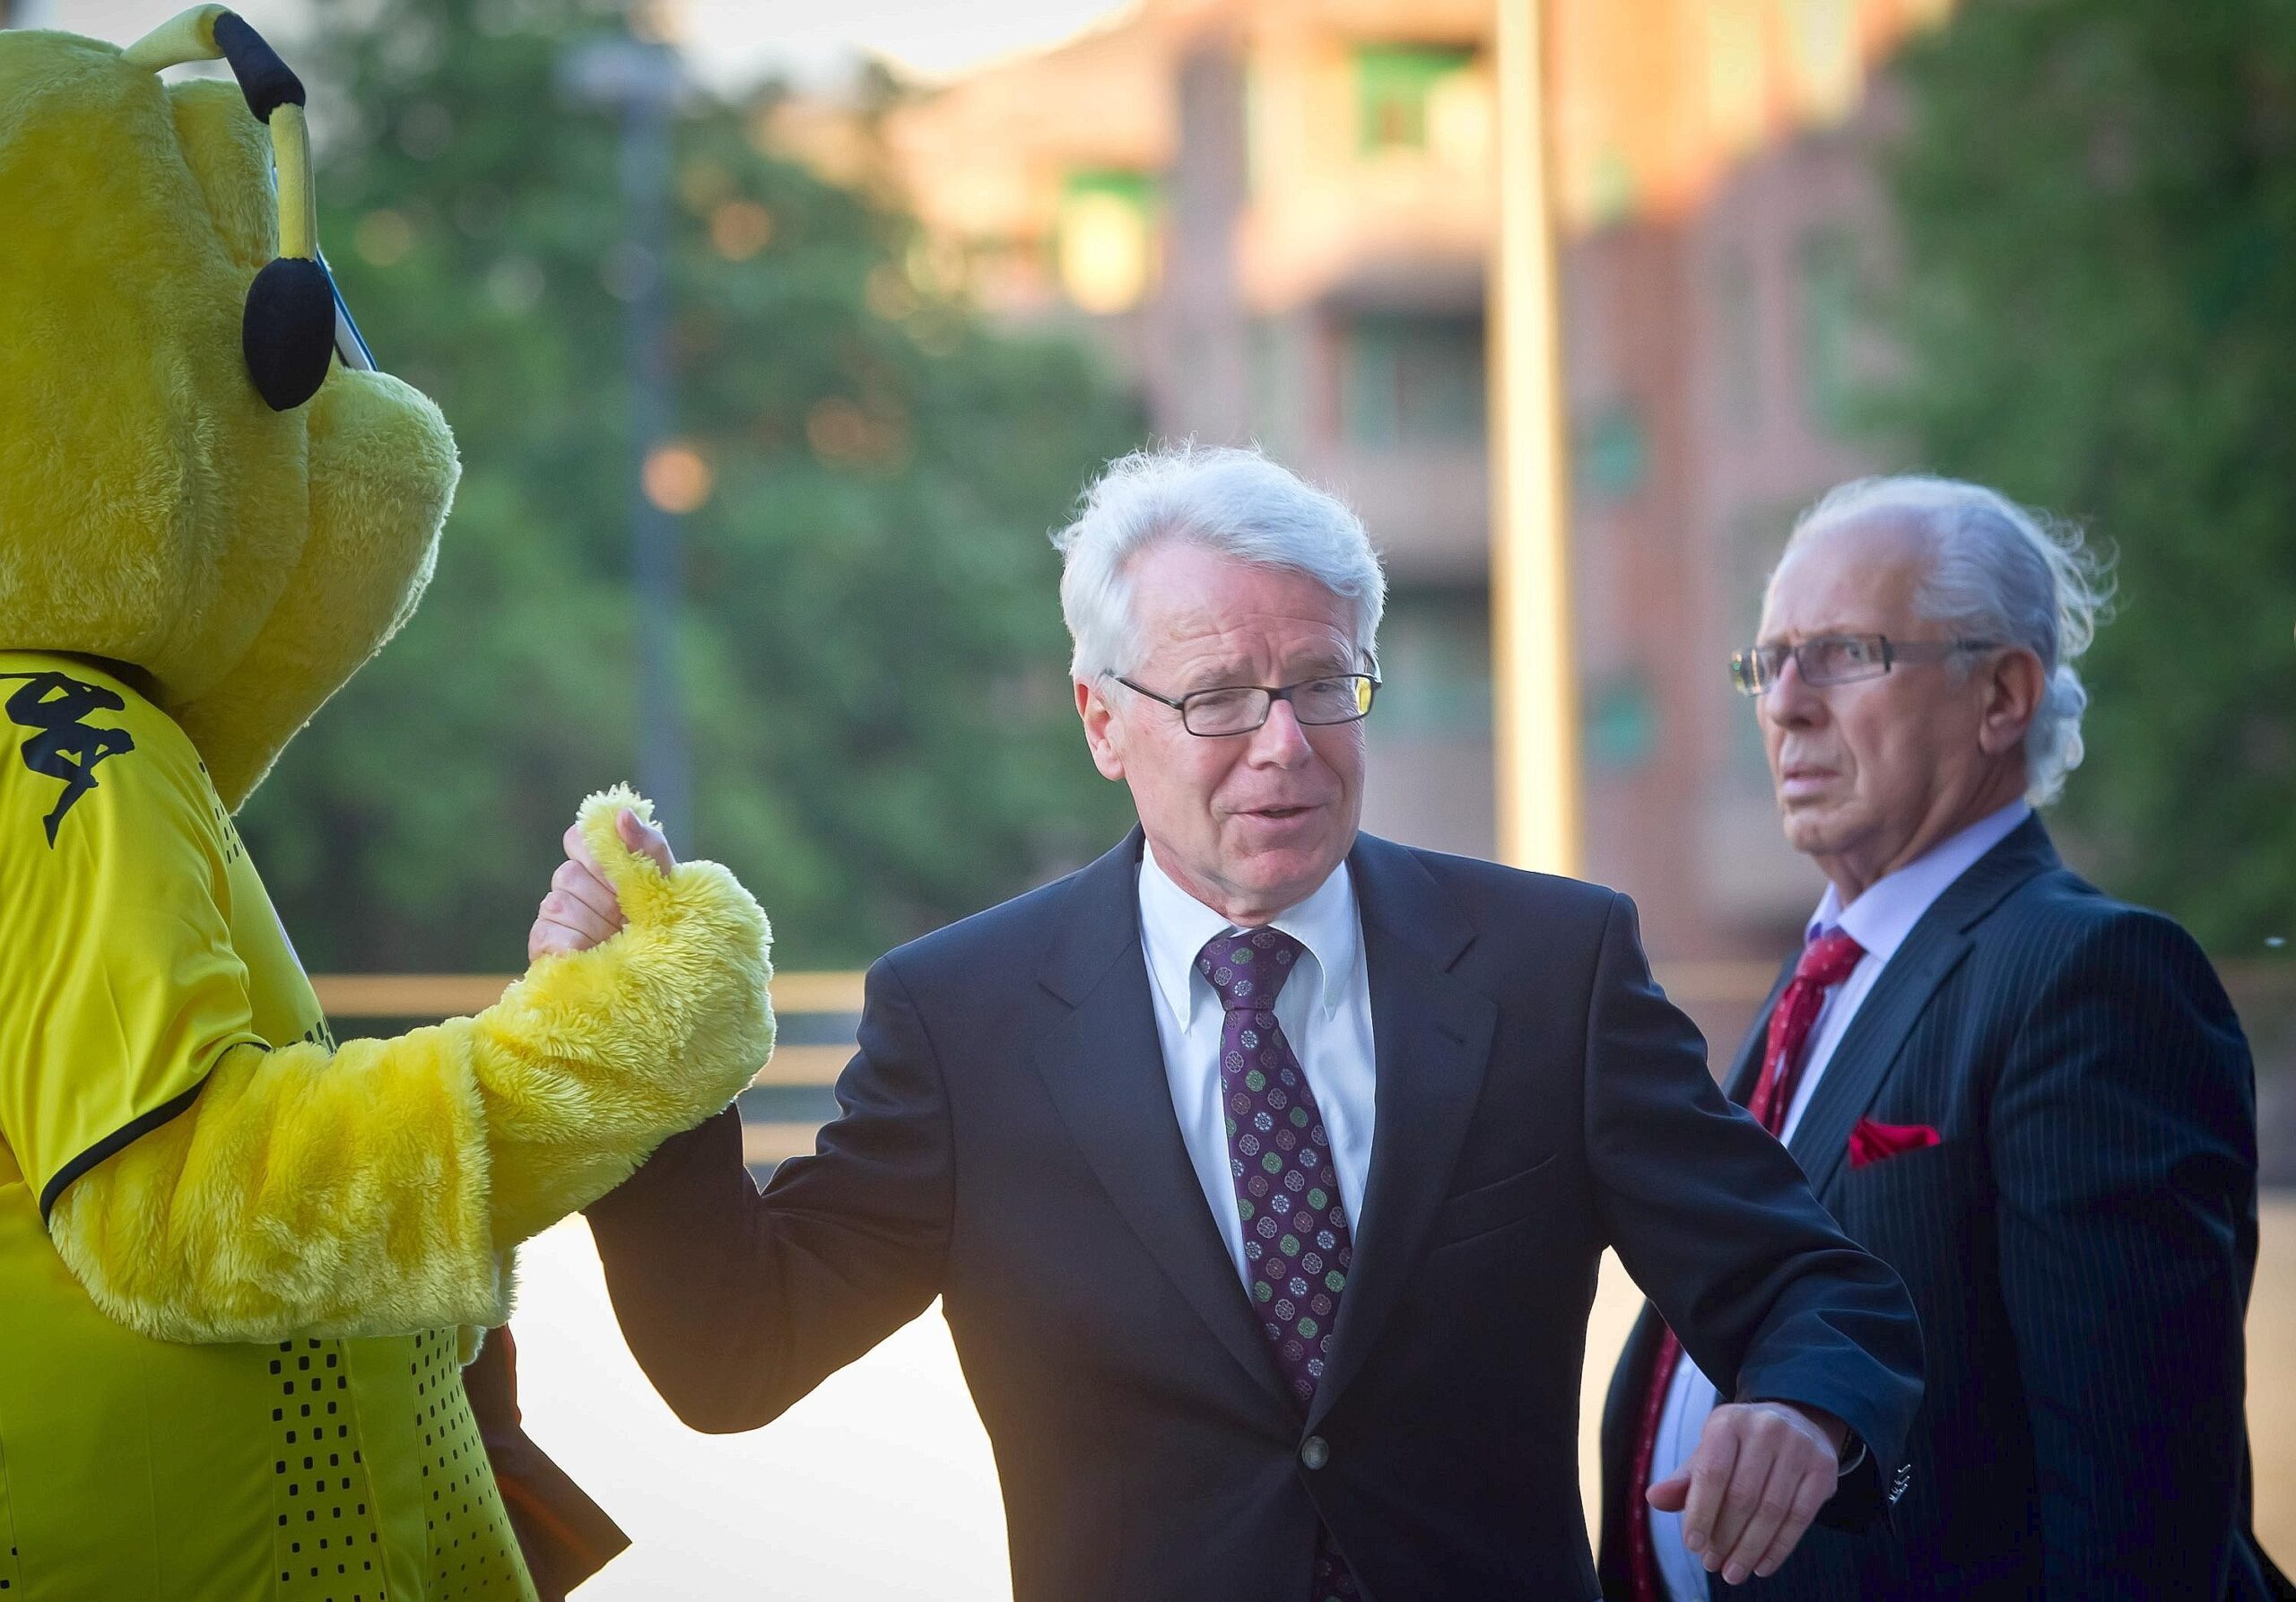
[39,1072,216,1226]
[210,12,306,121]
[244,257,337,410]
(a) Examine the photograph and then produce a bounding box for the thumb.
[574,784,674,910]
[615,806,677,876]
[1647,1470,1691,1512]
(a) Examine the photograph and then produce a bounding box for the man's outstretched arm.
[1587,893,1923,1584]
[585,953,955,1432]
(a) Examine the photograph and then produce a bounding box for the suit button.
[1300,1436,1330,1471]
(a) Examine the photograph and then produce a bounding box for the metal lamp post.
[1489,0,1582,876]
[561,25,691,845]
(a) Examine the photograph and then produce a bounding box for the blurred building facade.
[853,0,1957,958]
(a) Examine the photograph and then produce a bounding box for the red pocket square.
[1849,1118,1941,1169]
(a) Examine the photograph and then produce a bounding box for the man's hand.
[1648,1400,1847,1585]
[526,808,678,962]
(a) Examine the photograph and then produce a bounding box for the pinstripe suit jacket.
[1600,817,2287,1600]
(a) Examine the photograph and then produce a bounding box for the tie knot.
[1196,926,1305,1012]
[1796,927,1865,988]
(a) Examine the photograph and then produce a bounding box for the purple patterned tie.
[1196,927,1362,1602]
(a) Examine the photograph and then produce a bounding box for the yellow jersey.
[0,651,533,1602]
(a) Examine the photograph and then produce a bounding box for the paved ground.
[2247,1196,2296,1562]
[511,1196,2296,1598]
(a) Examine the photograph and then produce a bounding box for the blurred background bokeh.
[15,0,2292,1593]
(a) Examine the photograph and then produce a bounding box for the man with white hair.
[583,444,1922,1600]
[1602,475,2286,1600]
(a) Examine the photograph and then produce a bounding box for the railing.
[311,960,2296,1172]
[310,971,871,1167]
[311,971,865,1084]
[307,962,1808,1030]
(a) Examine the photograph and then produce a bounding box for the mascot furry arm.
[32,779,773,1343]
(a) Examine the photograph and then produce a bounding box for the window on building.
[1584,669,1657,774]
[1573,401,1650,501]
[1248,317,1304,453]
[1368,588,1492,738]
[1056,170,1158,315]
[1726,501,1803,781]
[1244,58,1280,198]
[1799,228,1863,434]
[1712,255,1760,433]
[1341,313,1485,447]
[1781,0,1861,125]
[1587,146,1638,225]
[1705,0,1769,156]
[1354,44,1477,156]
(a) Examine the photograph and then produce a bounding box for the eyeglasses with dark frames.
[1727,634,2001,696]
[1111,672,1379,736]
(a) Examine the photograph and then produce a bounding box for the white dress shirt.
[1648,800,2031,1601]
[1137,844,1378,1287]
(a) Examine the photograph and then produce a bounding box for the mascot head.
[0,5,457,807]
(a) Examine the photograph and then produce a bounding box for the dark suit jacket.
[1601,818,2288,1601]
[588,831,1921,1602]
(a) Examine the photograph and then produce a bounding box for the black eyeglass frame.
[1728,633,2003,696]
[1109,671,1381,737]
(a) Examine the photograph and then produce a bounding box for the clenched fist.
[527,807,677,961]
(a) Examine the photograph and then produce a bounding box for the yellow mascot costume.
[0,8,775,1598]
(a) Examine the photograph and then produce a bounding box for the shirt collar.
[1137,844,1361,1033]
[1808,800,2031,960]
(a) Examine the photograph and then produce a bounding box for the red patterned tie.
[1622,928,1865,1602]
[1196,927,1361,1602]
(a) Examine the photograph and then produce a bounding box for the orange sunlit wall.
[1545,0,1958,231]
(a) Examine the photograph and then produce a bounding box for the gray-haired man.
[585,445,1921,1601]
[1602,476,2285,1600]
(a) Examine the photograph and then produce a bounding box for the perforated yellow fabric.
[0,652,533,1602]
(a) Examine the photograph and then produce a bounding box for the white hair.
[1782,475,2116,805]
[1051,443,1387,681]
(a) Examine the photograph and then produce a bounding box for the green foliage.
[243,0,1140,971]
[1883,0,2296,950]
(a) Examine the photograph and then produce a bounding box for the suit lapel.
[1787,817,2061,1197]
[1030,831,1292,1410]
[1308,835,1497,1432]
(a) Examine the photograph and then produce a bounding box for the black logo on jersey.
[3,671,138,846]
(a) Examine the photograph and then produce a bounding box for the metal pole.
[1489,0,1581,875]
[558,26,691,840]
[620,42,689,846]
